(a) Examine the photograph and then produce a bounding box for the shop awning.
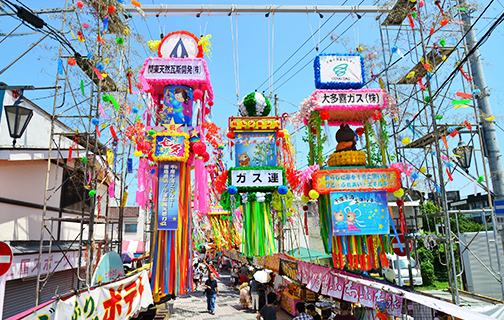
[286,247,332,262]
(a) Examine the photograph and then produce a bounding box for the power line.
[255,9,339,90]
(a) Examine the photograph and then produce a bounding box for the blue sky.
[2,0,504,204]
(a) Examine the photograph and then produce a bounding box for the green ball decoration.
[81,156,87,164]
[116,37,125,45]
[102,95,111,102]
[238,92,272,117]
[148,130,156,135]
[89,190,96,197]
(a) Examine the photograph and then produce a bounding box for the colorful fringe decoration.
[150,162,193,301]
[208,212,241,250]
[241,201,276,257]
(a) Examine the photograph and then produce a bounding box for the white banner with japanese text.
[143,59,206,80]
[230,169,283,188]
[16,270,152,320]
[6,251,82,281]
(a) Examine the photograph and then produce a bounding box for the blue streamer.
[389,210,404,252]
[58,59,63,75]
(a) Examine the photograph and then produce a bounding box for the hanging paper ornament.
[89,190,96,197]
[91,118,99,126]
[116,37,125,45]
[227,185,238,195]
[278,185,288,195]
[68,58,76,66]
[124,28,130,35]
[439,39,446,47]
[272,190,293,211]
[301,195,310,203]
[96,62,105,71]
[477,176,484,183]
[435,115,443,120]
[192,142,206,155]
[82,23,90,29]
[393,188,405,198]
[308,189,320,199]
[401,137,410,145]
[76,1,84,9]
[87,53,93,60]
[202,151,210,162]
[485,116,495,121]
[148,40,161,52]
[238,92,272,117]
[108,5,116,14]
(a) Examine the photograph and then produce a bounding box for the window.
[393,259,416,269]
[125,223,138,233]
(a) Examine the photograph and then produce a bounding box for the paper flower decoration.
[148,40,161,52]
[238,92,272,117]
[198,34,212,57]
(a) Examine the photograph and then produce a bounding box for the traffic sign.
[495,199,504,215]
[391,234,412,257]
[0,242,12,277]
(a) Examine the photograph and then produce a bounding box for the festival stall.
[291,52,406,271]
[136,30,215,300]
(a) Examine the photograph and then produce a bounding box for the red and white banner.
[10,270,152,320]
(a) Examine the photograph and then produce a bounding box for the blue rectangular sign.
[157,161,180,230]
[234,132,277,168]
[495,199,504,215]
[331,190,389,236]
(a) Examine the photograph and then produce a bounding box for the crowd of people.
[192,246,357,320]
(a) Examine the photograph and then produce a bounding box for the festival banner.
[312,168,401,194]
[320,272,331,296]
[152,132,189,162]
[315,89,386,108]
[16,270,152,320]
[143,58,206,80]
[387,292,404,317]
[234,132,277,167]
[330,190,389,236]
[279,258,298,281]
[359,285,378,308]
[157,161,181,230]
[342,279,361,303]
[326,274,344,299]
[264,255,280,273]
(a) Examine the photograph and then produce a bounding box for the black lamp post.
[4,104,33,147]
[452,135,473,172]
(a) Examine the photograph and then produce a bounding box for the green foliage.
[420,260,436,286]
[302,111,327,165]
[366,119,396,165]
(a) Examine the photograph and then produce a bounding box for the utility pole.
[459,0,504,300]
[459,0,504,201]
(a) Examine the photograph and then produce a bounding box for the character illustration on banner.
[331,191,388,236]
[162,85,194,125]
[238,152,250,167]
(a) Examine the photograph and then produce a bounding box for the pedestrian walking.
[249,277,259,312]
[204,272,219,315]
[257,292,277,320]
[230,267,239,290]
[293,302,313,320]
[239,282,251,309]
[240,264,248,283]
[193,266,202,290]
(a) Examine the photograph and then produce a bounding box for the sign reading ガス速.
[230,169,283,188]
[312,168,401,194]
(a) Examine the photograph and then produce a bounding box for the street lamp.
[4,104,33,147]
[452,135,473,172]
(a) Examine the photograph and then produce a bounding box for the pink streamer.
[87,169,92,185]
[99,103,106,119]
[108,180,116,198]
[194,158,209,215]
[136,158,149,208]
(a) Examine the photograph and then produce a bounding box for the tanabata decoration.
[299,50,401,270]
[222,94,288,257]
[208,207,241,251]
[139,30,214,300]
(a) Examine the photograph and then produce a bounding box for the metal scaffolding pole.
[122,4,389,14]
